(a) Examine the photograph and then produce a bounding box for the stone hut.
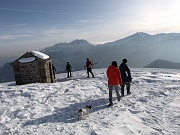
[11,51,55,85]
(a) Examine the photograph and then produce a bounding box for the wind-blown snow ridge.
[0,68,180,135]
[31,51,49,59]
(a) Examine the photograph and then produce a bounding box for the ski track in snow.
[0,68,180,135]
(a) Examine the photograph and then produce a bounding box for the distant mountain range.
[1,32,180,83]
[0,62,15,83]
[0,56,17,69]
[144,59,180,69]
[41,32,180,72]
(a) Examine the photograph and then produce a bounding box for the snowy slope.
[0,68,180,135]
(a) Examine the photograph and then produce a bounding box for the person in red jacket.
[107,61,122,106]
[84,58,95,78]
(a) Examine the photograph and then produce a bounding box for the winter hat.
[122,59,127,63]
[112,61,118,67]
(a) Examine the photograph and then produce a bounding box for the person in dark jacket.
[84,58,95,78]
[66,62,72,78]
[52,64,56,79]
[119,59,132,96]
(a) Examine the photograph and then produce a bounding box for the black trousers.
[87,67,94,77]
[67,70,71,78]
[121,82,131,96]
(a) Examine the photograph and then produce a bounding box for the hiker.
[66,62,72,78]
[119,59,132,96]
[52,64,56,79]
[84,58,95,78]
[106,61,122,106]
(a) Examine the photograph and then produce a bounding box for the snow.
[31,51,49,60]
[0,68,180,135]
[18,57,35,63]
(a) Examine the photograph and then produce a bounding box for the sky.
[1,0,180,56]
[0,68,180,134]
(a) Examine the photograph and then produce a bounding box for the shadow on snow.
[23,98,109,126]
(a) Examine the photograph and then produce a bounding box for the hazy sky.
[1,0,180,56]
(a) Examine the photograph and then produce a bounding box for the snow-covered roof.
[31,51,49,60]
[18,57,36,63]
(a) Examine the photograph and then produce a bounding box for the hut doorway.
[49,63,53,83]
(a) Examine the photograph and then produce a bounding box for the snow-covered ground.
[0,68,180,135]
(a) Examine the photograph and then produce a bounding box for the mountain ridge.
[144,59,180,69]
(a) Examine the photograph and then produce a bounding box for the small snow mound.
[31,51,49,60]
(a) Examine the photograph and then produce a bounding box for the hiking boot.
[127,92,131,95]
[107,103,113,106]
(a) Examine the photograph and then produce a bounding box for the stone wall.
[19,61,40,84]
